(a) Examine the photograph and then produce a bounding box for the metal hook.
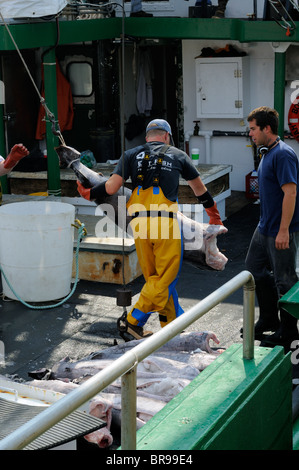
[40,98,66,146]
[268,0,296,31]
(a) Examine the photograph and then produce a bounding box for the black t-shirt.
[113,142,199,202]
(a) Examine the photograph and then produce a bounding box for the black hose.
[212,130,249,137]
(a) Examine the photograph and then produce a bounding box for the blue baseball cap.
[146,119,172,136]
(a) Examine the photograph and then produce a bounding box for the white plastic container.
[0,0,68,18]
[191,148,199,166]
[0,201,75,302]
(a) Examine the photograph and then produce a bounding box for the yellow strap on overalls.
[127,144,177,217]
[126,144,183,328]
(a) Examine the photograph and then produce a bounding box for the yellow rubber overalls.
[126,147,184,328]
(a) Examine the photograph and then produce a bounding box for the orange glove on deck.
[3,144,29,169]
[205,202,223,225]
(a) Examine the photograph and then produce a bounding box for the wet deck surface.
[0,193,298,388]
[1,193,299,453]
[0,195,262,380]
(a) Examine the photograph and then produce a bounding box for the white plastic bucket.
[0,201,75,302]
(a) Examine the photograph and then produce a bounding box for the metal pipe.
[185,130,212,163]
[203,132,211,163]
[243,276,256,360]
[0,270,255,451]
[185,129,249,164]
[121,365,137,449]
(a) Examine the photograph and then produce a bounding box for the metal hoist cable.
[120,0,126,287]
[0,10,65,145]
[116,0,132,316]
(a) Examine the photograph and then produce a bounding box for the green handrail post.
[273,43,290,141]
[42,47,61,197]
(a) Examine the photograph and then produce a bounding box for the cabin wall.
[182,40,299,191]
[115,0,264,19]
[2,0,299,194]
[5,38,299,194]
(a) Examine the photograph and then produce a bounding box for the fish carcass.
[25,332,223,447]
[55,145,228,271]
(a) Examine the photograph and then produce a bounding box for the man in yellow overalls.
[77,119,223,340]
[0,144,29,204]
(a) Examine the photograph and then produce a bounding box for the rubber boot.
[254,278,280,339]
[261,307,299,353]
[126,321,153,340]
[212,0,229,18]
[117,308,153,341]
[240,277,280,340]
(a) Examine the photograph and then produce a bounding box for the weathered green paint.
[279,281,299,319]
[274,51,286,140]
[240,19,299,42]
[136,344,293,450]
[0,19,298,51]
[42,48,61,196]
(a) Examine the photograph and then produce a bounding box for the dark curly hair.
[247,106,279,134]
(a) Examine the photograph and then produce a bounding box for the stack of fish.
[25,331,224,448]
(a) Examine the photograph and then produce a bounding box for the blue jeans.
[245,227,299,337]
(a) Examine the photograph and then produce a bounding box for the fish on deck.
[23,332,223,448]
[55,145,228,271]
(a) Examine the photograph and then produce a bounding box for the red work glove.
[3,144,29,169]
[77,180,91,200]
[205,202,223,225]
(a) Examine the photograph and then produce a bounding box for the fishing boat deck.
[1,192,299,451]
[0,194,263,381]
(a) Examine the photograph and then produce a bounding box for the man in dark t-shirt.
[113,141,200,202]
[77,119,223,340]
[246,106,299,351]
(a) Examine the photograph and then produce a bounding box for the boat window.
[67,61,93,97]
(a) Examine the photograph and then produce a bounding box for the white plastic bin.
[0,201,75,302]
